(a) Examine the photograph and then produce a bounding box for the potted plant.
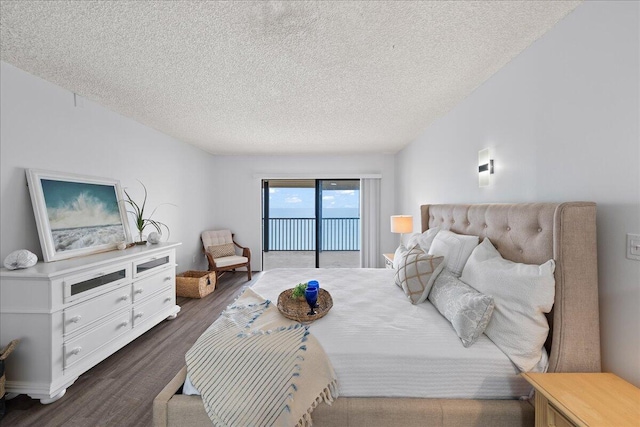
[123,181,172,245]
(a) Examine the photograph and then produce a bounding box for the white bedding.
[253,268,533,399]
[186,268,534,399]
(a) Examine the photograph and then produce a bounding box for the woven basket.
[277,288,333,323]
[0,339,19,399]
[176,271,216,298]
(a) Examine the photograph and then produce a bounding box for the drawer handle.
[70,315,82,323]
[95,272,106,278]
[119,294,129,301]
[164,296,172,302]
[151,257,158,260]
[135,312,144,319]
[70,347,82,356]
[119,320,129,328]
[135,288,144,294]
[164,276,171,282]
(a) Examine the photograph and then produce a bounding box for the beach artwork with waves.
[42,179,126,253]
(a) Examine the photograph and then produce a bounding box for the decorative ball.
[4,250,38,270]
[117,241,127,250]
[147,232,162,244]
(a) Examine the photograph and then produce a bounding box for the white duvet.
[186,268,534,399]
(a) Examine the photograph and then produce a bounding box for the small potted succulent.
[123,181,172,245]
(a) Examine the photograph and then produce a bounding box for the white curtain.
[359,178,381,268]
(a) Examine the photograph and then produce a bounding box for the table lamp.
[390,215,413,246]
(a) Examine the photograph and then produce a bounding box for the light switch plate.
[627,233,640,261]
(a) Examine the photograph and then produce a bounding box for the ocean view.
[267,184,360,250]
[265,212,360,251]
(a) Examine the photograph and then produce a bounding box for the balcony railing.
[264,218,360,251]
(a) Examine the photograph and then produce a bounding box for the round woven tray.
[277,288,333,323]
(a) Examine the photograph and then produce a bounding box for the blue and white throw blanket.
[186,288,338,427]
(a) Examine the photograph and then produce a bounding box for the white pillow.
[395,246,445,304]
[428,230,479,276]
[460,238,555,372]
[406,227,440,253]
[392,244,409,270]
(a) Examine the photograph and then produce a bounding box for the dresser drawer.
[63,284,131,335]
[133,289,175,327]
[64,308,132,369]
[63,263,131,303]
[132,270,175,302]
[133,251,174,279]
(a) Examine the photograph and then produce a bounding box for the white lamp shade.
[391,215,413,233]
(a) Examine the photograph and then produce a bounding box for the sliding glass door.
[317,180,360,268]
[263,179,316,269]
[262,179,360,270]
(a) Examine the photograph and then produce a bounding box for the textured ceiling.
[0,1,581,155]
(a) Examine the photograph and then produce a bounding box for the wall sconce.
[391,215,413,245]
[478,148,494,187]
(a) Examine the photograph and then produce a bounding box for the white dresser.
[0,242,181,403]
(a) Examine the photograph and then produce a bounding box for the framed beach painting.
[26,169,132,262]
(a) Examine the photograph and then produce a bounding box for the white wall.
[395,1,640,386]
[0,61,215,271]
[0,60,396,275]
[209,154,395,271]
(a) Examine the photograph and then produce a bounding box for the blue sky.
[269,187,359,210]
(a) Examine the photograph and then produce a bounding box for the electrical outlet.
[192,254,196,264]
[627,233,640,261]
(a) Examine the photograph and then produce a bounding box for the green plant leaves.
[123,180,175,240]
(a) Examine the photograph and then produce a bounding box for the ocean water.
[52,224,126,252]
[266,210,360,250]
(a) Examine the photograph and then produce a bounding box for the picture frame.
[26,169,132,262]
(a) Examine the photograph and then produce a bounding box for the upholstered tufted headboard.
[421,202,601,374]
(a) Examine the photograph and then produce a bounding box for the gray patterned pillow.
[428,269,495,347]
[395,246,445,304]
[207,243,235,258]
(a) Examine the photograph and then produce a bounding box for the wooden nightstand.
[522,372,640,427]
[383,253,394,269]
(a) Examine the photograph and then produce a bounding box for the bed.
[153,202,601,426]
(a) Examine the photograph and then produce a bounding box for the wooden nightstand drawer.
[523,373,640,427]
[547,403,576,427]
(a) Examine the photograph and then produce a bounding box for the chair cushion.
[201,230,233,248]
[215,256,248,268]
[207,243,235,258]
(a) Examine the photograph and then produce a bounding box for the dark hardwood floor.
[1,272,259,427]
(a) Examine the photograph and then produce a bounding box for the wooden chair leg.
[247,264,252,281]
